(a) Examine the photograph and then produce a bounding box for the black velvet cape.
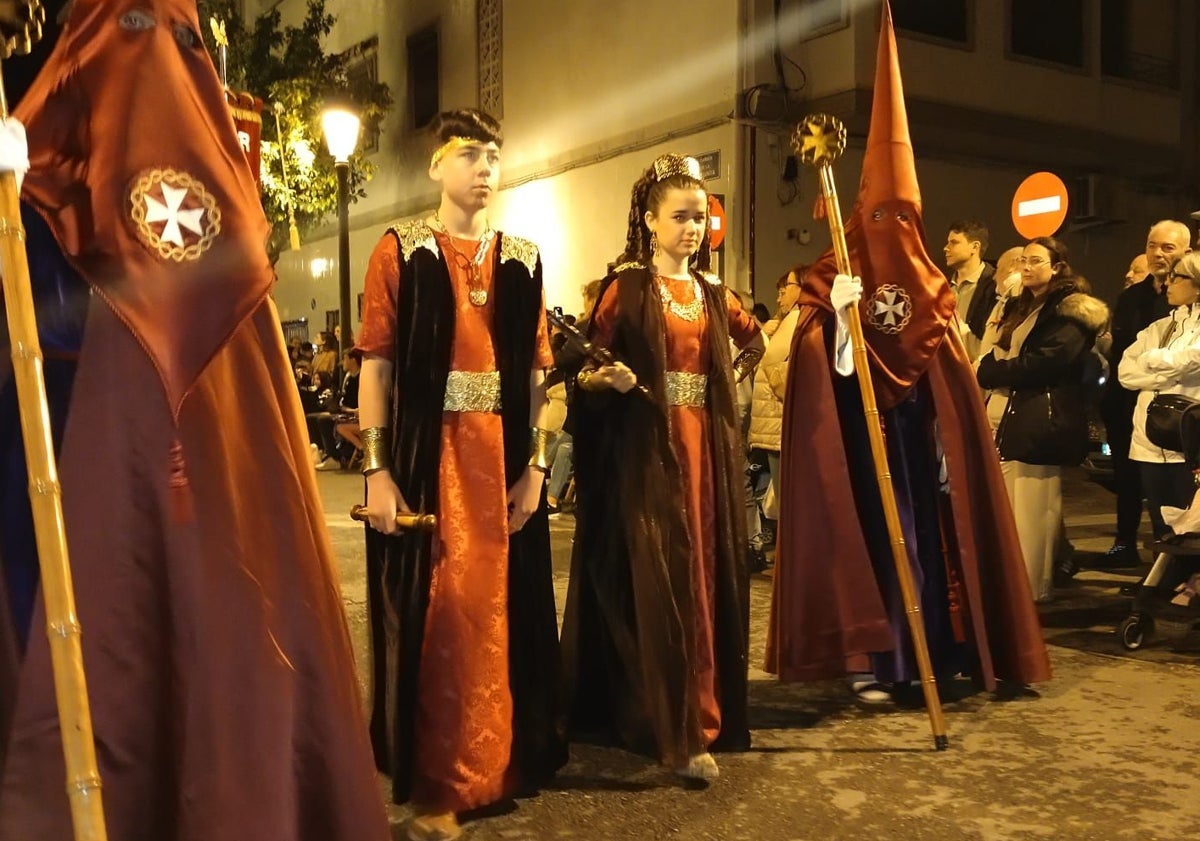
[364,228,566,804]
[561,265,751,767]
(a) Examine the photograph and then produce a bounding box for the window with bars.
[478,0,503,117]
[342,36,381,153]
[408,25,440,129]
[1100,0,1179,88]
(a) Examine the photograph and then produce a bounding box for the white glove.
[830,273,863,313]
[831,274,862,377]
[0,117,29,194]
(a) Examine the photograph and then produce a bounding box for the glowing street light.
[321,105,361,360]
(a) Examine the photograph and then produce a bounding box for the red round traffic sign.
[1011,172,1069,239]
[708,194,727,251]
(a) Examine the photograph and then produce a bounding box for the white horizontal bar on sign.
[1017,195,1062,217]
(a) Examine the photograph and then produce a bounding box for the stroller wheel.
[1117,615,1151,651]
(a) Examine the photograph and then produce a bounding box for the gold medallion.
[469,288,488,307]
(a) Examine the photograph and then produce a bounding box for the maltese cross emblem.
[866,285,913,335]
[129,168,222,262]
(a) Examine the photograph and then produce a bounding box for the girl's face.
[646,187,708,263]
[1018,243,1055,297]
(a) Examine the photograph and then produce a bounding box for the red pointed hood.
[15,0,273,419]
[798,0,955,410]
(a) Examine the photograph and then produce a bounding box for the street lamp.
[321,105,361,361]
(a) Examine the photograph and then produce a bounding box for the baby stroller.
[1117,401,1200,650]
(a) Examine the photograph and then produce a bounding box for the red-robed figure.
[0,2,388,839]
[766,3,1051,695]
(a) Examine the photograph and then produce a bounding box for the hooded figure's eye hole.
[174,23,200,49]
[119,9,157,31]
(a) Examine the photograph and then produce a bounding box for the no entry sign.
[1011,172,1069,239]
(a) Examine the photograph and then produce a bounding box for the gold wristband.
[528,427,554,473]
[576,368,603,392]
[359,426,392,475]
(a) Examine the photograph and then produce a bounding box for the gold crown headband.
[430,136,474,167]
[652,154,703,182]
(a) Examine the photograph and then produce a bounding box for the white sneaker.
[309,443,322,465]
[675,752,719,781]
[315,457,341,471]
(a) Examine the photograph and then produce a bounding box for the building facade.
[248,0,1199,337]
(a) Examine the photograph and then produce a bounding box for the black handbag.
[1145,393,1200,453]
[995,387,1088,466]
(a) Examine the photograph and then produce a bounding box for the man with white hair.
[1098,221,1191,569]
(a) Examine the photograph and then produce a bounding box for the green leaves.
[199,0,393,262]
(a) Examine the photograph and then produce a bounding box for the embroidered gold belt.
[665,371,707,407]
[444,370,502,413]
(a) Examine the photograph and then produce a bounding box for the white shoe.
[309,443,322,465]
[315,457,341,471]
[851,680,892,704]
[676,752,719,781]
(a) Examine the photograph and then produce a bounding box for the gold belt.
[444,370,502,413]
[665,371,707,407]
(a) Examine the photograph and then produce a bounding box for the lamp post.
[321,105,361,361]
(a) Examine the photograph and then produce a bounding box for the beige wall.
[266,0,745,330]
[272,123,738,329]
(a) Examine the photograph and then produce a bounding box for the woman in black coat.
[976,236,1109,601]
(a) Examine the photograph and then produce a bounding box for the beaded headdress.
[652,154,703,182]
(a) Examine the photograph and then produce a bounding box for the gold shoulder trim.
[388,220,438,263]
[499,234,539,274]
[699,271,723,285]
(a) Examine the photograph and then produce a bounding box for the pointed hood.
[797,0,955,409]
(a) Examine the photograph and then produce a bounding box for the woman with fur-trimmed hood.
[977,236,1110,602]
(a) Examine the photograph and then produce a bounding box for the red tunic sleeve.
[356,233,400,361]
[533,293,554,369]
[726,287,761,349]
[590,280,620,349]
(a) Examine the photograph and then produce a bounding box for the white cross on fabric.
[144,183,206,247]
[874,290,907,327]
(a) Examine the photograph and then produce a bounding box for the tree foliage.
[199,0,392,262]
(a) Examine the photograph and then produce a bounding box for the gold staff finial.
[209,16,228,48]
[791,113,847,168]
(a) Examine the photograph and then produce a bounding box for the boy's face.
[431,141,501,211]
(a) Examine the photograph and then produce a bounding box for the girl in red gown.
[562,154,762,781]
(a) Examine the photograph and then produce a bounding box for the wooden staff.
[793,114,948,751]
[0,2,111,837]
[350,505,437,532]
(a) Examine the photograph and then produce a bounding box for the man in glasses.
[1099,220,1191,569]
[944,220,996,361]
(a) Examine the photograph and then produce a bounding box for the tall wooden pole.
[0,1,111,834]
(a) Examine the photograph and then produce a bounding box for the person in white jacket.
[1118,251,1200,540]
[748,269,806,496]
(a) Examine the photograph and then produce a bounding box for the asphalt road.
[316,468,1200,841]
